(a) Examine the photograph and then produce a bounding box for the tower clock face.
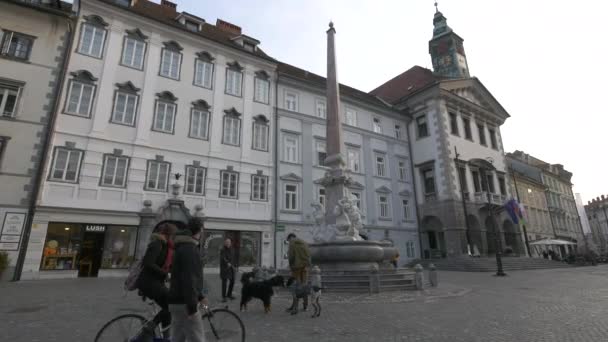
[438,55,452,66]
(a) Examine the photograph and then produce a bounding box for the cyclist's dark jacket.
[168,230,204,315]
[137,233,169,286]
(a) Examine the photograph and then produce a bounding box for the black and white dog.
[240,271,285,313]
[286,277,322,318]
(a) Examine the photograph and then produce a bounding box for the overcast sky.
[178,0,606,203]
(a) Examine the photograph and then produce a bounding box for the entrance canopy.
[529,238,576,246]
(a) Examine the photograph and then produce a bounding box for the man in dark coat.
[220,238,237,302]
[168,218,207,342]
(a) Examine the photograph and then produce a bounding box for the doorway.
[79,231,105,277]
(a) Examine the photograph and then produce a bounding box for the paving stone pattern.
[2,267,608,341]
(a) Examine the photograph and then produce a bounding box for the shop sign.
[0,242,19,251]
[86,225,106,233]
[0,235,20,243]
[275,224,285,232]
[1,213,26,235]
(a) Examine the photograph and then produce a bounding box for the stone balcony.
[471,192,507,205]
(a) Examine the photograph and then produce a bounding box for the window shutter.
[1,32,13,54]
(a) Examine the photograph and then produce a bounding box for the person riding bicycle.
[168,217,208,341]
[137,220,182,339]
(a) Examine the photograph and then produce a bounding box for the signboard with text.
[0,212,26,251]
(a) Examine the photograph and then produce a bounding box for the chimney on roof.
[161,0,177,10]
[216,19,242,36]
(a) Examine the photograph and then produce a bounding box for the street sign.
[276,224,285,232]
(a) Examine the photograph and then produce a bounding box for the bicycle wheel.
[94,314,157,342]
[202,308,246,342]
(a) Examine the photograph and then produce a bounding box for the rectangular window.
[252,122,269,151]
[398,161,406,181]
[375,154,386,177]
[78,23,106,58]
[472,170,481,192]
[406,241,415,258]
[153,101,176,133]
[0,83,21,117]
[489,128,498,149]
[111,92,138,126]
[416,115,429,138]
[402,199,410,220]
[121,37,145,69]
[347,148,361,173]
[373,117,382,134]
[394,124,402,139]
[225,69,242,97]
[285,93,297,111]
[220,171,239,198]
[189,109,209,140]
[145,160,170,191]
[160,49,181,79]
[185,166,206,195]
[283,134,299,163]
[498,176,506,195]
[477,123,486,146]
[223,116,241,146]
[449,112,459,135]
[316,141,327,166]
[463,117,472,140]
[101,225,137,269]
[458,166,468,194]
[422,168,435,195]
[351,191,362,210]
[194,60,213,89]
[251,175,268,201]
[254,78,270,104]
[379,195,390,218]
[318,187,326,208]
[65,81,95,117]
[185,20,199,32]
[345,109,357,126]
[50,148,82,182]
[316,100,326,118]
[0,31,34,60]
[284,183,298,210]
[40,223,82,270]
[101,155,129,187]
[486,174,495,193]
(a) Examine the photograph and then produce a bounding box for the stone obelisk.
[322,22,349,226]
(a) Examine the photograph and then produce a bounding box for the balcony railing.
[472,192,507,205]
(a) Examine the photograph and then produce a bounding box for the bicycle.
[94,299,246,342]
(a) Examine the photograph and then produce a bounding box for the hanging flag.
[504,199,519,224]
[518,201,527,225]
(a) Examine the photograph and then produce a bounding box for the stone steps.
[278,268,416,292]
[416,257,575,272]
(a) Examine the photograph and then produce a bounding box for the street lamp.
[470,158,506,277]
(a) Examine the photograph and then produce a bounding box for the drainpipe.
[272,73,279,269]
[13,7,78,281]
[405,117,424,259]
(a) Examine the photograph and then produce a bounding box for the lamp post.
[471,158,506,277]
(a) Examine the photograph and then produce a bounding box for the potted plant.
[0,252,10,278]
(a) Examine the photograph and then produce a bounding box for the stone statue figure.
[333,201,351,238]
[312,202,335,242]
[338,197,363,241]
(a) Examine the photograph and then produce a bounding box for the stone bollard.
[414,264,424,290]
[369,264,380,294]
[429,263,438,287]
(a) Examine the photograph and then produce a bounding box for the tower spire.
[434,1,438,13]
[428,7,470,78]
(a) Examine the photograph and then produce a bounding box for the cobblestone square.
[2,266,608,341]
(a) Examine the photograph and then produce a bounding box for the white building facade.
[21,0,276,279]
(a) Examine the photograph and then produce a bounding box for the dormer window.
[244,42,255,52]
[185,20,199,32]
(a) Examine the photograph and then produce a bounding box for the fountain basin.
[310,240,398,271]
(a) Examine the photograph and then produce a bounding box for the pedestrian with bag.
[220,238,237,302]
[168,217,207,342]
[285,233,311,314]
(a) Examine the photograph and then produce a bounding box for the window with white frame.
[345,108,357,126]
[225,62,243,97]
[394,124,402,139]
[398,160,407,181]
[121,31,146,69]
[145,160,170,191]
[0,30,34,60]
[0,82,21,118]
[153,92,177,133]
[463,117,473,140]
[101,154,129,187]
[65,70,97,117]
[375,153,386,177]
[185,165,206,195]
[49,147,83,183]
[489,128,498,149]
[223,109,241,146]
[252,115,269,151]
[251,174,268,201]
[316,100,326,119]
[316,140,327,166]
[0,137,7,166]
[189,107,210,140]
[416,115,429,138]
[406,241,415,258]
[449,112,459,135]
[318,187,326,208]
[351,191,362,210]
[378,195,390,218]
[220,170,239,198]
[285,92,297,111]
[254,72,270,104]
[373,117,382,134]
[284,183,298,210]
[283,134,299,163]
[159,41,182,79]
[401,199,410,220]
[347,148,361,173]
[477,123,487,146]
[422,167,436,195]
[194,57,214,89]
[78,19,107,58]
[111,82,139,126]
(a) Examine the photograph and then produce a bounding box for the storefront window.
[202,230,261,268]
[41,223,82,270]
[239,231,260,267]
[101,226,137,269]
[202,230,226,267]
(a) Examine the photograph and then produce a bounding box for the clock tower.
[429,6,470,79]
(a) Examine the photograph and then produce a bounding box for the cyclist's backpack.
[124,259,144,291]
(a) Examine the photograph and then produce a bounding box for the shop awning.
[529,238,576,246]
